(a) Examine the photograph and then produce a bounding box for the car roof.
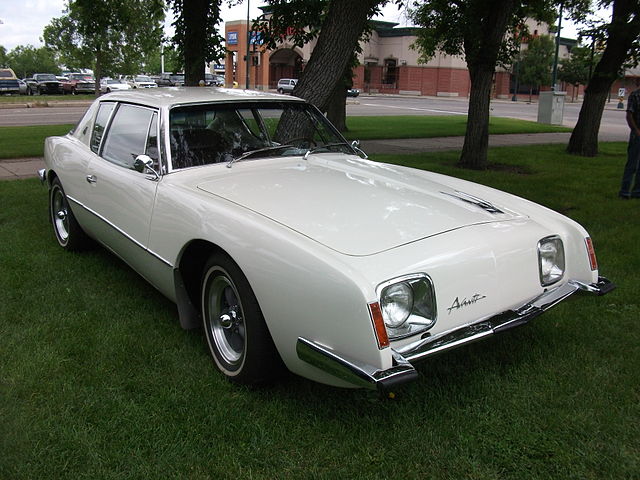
[101,87,305,108]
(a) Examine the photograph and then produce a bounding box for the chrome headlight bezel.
[377,273,437,340]
[538,235,565,287]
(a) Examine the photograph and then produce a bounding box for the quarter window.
[101,104,156,169]
[90,102,115,153]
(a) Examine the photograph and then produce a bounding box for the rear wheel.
[201,253,284,384]
[49,178,90,251]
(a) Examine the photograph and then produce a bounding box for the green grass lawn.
[0,115,570,160]
[0,124,75,159]
[1,143,637,479]
[343,115,571,140]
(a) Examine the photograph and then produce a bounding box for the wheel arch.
[174,239,228,330]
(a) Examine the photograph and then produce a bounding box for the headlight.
[380,282,413,327]
[538,236,565,286]
[378,274,437,340]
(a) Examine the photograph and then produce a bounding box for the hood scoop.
[440,191,504,214]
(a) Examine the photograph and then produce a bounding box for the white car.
[39,88,614,390]
[126,75,157,89]
[276,78,297,94]
[100,78,132,93]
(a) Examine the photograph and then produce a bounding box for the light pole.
[551,1,563,90]
[245,0,250,90]
[512,43,521,101]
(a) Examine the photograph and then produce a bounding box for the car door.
[84,102,162,272]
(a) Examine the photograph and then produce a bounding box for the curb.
[0,100,94,109]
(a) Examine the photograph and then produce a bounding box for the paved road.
[0,95,630,139]
[348,95,628,137]
[0,105,90,126]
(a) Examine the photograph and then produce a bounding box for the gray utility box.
[537,91,566,125]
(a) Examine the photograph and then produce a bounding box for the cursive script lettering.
[447,294,487,314]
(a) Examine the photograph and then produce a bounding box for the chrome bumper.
[297,277,615,391]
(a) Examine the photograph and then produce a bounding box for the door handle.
[86,174,97,184]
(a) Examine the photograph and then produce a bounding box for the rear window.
[0,70,16,79]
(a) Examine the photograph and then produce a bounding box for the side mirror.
[133,154,160,180]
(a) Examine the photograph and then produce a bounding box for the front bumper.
[297,277,615,391]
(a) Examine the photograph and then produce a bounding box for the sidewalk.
[0,131,628,181]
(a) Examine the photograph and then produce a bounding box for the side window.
[145,112,159,165]
[101,104,155,169]
[90,102,115,153]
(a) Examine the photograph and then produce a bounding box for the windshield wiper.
[303,142,353,160]
[227,144,295,168]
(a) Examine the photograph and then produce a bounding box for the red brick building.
[223,16,627,101]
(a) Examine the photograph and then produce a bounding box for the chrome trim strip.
[396,276,615,363]
[37,168,46,185]
[298,277,614,390]
[66,194,174,268]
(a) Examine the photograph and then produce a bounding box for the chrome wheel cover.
[52,186,69,243]
[204,269,246,367]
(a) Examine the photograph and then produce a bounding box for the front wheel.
[49,178,90,251]
[201,253,284,384]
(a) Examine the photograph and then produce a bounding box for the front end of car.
[296,205,614,391]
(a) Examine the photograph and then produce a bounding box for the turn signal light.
[585,237,598,271]
[368,302,390,349]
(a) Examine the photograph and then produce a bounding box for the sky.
[0,1,589,53]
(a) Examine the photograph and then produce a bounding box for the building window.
[383,58,397,86]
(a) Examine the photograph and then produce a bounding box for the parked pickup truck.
[24,73,63,95]
[0,68,20,94]
[61,73,95,94]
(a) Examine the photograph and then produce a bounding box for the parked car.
[99,78,131,93]
[39,88,614,390]
[205,73,225,87]
[18,79,28,95]
[24,73,63,95]
[154,73,185,87]
[276,78,297,94]
[0,68,21,95]
[62,73,96,94]
[126,75,158,89]
[347,87,360,97]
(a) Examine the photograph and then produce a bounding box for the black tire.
[49,178,90,251]
[277,88,284,94]
[201,252,284,385]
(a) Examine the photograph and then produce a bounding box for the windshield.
[36,74,57,81]
[136,76,152,82]
[169,101,353,170]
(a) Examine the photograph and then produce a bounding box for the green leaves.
[43,0,165,78]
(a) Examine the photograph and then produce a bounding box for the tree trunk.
[567,80,610,156]
[458,0,517,169]
[292,0,378,112]
[567,0,640,156]
[183,0,207,86]
[326,81,348,131]
[460,66,493,169]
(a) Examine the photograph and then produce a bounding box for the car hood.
[195,155,526,256]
